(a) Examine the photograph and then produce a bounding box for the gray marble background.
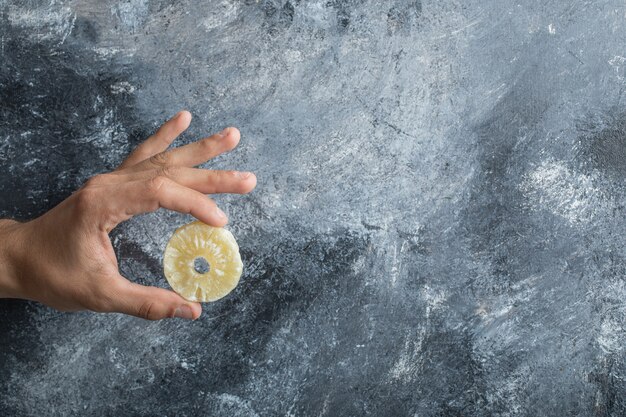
[1,0,625,415]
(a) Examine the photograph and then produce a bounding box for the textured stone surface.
[1,0,625,415]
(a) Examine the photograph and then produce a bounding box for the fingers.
[164,168,257,195]
[103,167,257,195]
[117,111,192,170]
[125,127,240,172]
[105,278,202,321]
[92,113,253,229]
[116,176,228,226]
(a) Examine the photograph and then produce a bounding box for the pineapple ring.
[163,221,243,302]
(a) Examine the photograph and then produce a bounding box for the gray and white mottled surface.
[1,0,625,415]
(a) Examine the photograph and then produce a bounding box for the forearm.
[0,219,23,298]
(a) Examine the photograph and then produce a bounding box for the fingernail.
[215,207,227,220]
[174,305,194,320]
[237,171,252,179]
[173,112,182,120]
[219,127,229,137]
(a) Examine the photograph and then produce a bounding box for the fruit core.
[194,257,210,274]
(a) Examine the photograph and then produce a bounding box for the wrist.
[0,219,24,298]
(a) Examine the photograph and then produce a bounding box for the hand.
[0,111,256,320]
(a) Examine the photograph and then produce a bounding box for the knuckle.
[146,175,168,196]
[137,301,158,320]
[215,170,232,182]
[84,174,108,188]
[198,194,210,209]
[211,170,227,183]
[199,137,215,152]
[155,166,178,179]
[149,151,170,168]
[74,188,98,212]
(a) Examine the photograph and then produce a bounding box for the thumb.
[111,278,202,321]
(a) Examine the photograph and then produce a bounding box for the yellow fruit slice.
[163,221,243,302]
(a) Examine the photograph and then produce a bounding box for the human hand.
[0,111,256,320]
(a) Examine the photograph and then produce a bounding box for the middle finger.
[96,167,257,195]
[124,127,241,172]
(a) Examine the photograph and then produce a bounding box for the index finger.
[106,177,228,227]
[117,111,192,170]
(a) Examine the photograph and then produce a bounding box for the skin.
[0,110,256,320]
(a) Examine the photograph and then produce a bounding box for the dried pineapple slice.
[163,221,243,302]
